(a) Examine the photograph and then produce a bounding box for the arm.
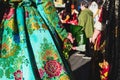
[62,15,70,23]
[78,12,87,28]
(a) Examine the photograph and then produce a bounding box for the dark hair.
[97,0,103,9]
[80,0,89,8]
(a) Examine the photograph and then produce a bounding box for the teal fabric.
[0,0,71,80]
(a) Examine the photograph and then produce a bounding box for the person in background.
[0,0,74,80]
[58,0,72,33]
[89,0,99,23]
[58,0,71,24]
[89,0,107,51]
[72,0,94,57]
[59,2,78,25]
[69,4,79,25]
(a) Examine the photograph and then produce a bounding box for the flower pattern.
[3,8,14,20]
[38,68,45,79]
[44,60,62,78]
[25,11,29,18]
[42,50,58,61]
[60,74,70,80]
[0,0,71,80]
[14,70,23,80]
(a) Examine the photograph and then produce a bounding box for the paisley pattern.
[0,0,71,80]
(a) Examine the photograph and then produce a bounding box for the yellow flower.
[7,18,17,32]
[8,18,14,30]
[31,22,40,30]
[59,74,70,80]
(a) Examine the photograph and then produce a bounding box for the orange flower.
[2,43,9,50]
[42,50,58,61]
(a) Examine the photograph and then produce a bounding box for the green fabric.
[78,9,94,38]
[36,0,68,41]
[70,25,86,45]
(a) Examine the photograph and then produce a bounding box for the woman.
[0,0,73,80]
[72,0,94,56]
[89,0,107,50]
[58,0,71,24]
[69,4,79,25]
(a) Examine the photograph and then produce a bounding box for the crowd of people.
[0,0,108,80]
[59,0,107,56]
[58,0,108,80]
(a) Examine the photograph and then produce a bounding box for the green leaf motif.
[0,69,3,78]
[5,67,14,79]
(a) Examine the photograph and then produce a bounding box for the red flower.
[38,68,45,78]
[3,8,14,20]
[14,70,23,80]
[99,60,110,80]
[44,60,62,78]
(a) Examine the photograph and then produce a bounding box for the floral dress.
[0,0,72,80]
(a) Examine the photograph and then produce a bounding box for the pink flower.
[38,68,45,78]
[25,11,29,18]
[44,60,62,78]
[3,8,14,20]
[14,70,23,80]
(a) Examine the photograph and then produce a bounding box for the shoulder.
[81,10,90,15]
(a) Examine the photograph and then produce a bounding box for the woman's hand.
[89,37,92,43]
[72,46,77,50]
[67,33,74,43]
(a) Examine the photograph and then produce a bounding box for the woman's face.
[71,4,75,9]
